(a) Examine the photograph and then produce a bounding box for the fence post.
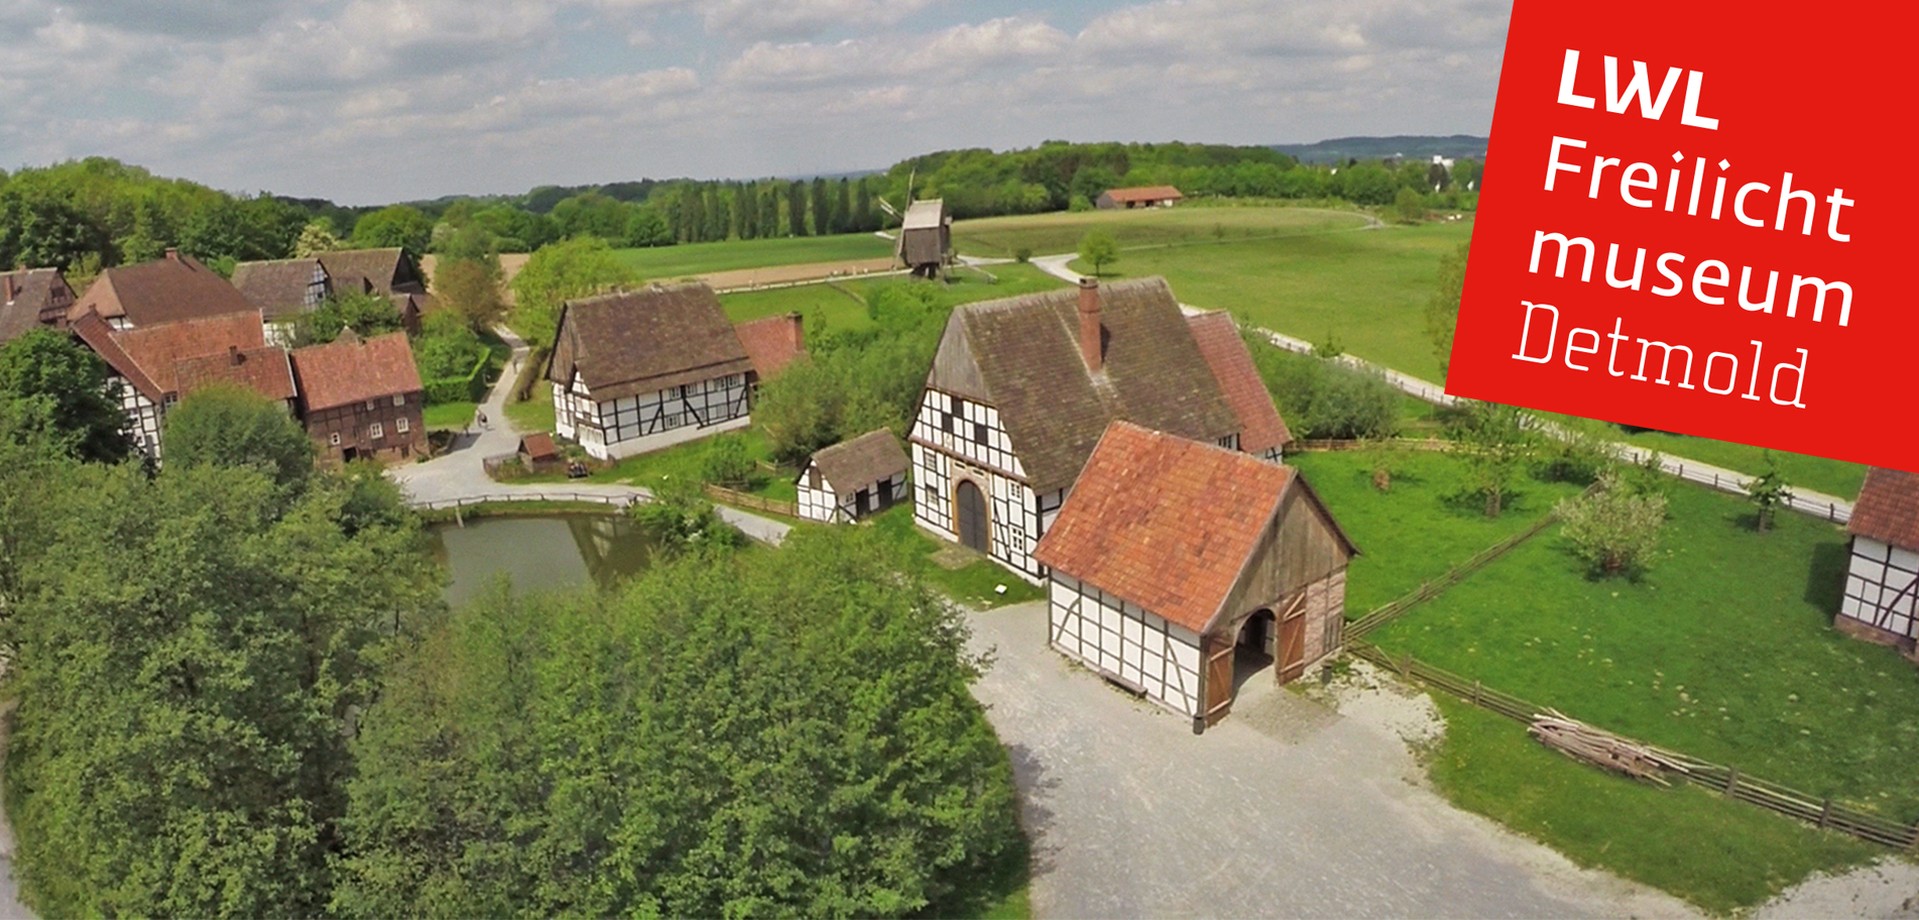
[1724,767,1740,797]
[1398,652,1412,677]
[1471,680,1482,706]
[1819,797,1833,829]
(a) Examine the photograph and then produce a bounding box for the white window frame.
[370,422,384,440]
[329,432,341,446]
[392,393,405,407]
[396,416,410,434]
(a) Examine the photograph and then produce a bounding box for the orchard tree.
[1077,229,1120,277]
[1747,455,1793,533]
[1450,399,1536,517]
[293,219,342,257]
[0,328,131,464]
[1557,471,1669,576]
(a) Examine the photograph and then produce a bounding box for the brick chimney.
[229,344,241,365]
[164,248,180,262]
[1077,276,1102,372]
[2,274,14,303]
[785,311,805,354]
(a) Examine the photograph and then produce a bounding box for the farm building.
[68,309,295,460]
[1,268,76,344]
[1097,186,1184,209]
[290,330,426,465]
[896,199,951,278]
[797,429,910,524]
[1837,468,1919,650]
[1034,421,1356,731]
[909,276,1290,583]
[548,283,755,461]
[732,312,807,383]
[231,249,431,340]
[68,249,256,330]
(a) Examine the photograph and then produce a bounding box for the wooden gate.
[1276,592,1309,684]
[956,480,988,553]
[1202,634,1235,727]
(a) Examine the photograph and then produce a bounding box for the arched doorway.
[1233,609,1277,693]
[955,480,989,553]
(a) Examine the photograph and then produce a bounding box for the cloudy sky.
[0,0,1511,205]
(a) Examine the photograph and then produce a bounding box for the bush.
[700,434,756,487]
[630,478,747,551]
[1557,471,1669,576]
[1242,334,1398,441]
[1013,246,1032,263]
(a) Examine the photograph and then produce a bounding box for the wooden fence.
[413,490,640,512]
[1346,643,1919,849]
[1294,437,1453,453]
[703,484,797,518]
[1345,507,1565,641]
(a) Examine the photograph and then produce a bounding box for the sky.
[0,0,1512,205]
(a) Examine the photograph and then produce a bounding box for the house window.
[392,394,405,407]
[329,432,341,446]
[370,422,384,440]
[396,417,410,434]
[366,399,376,410]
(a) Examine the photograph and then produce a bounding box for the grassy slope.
[949,206,1370,258]
[1372,477,1919,819]
[1288,450,1585,614]
[717,263,1067,337]
[1428,697,1878,914]
[613,234,894,278]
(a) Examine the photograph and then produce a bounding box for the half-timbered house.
[230,257,331,342]
[317,248,430,333]
[1034,421,1357,731]
[0,268,75,343]
[896,199,951,278]
[1837,468,1919,650]
[290,330,427,465]
[68,249,257,330]
[68,309,295,459]
[910,276,1280,583]
[797,429,910,524]
[547,283,755,461]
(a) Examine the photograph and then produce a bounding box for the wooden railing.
[1346,643,1919,849]
[703,484,797,518]
[1345,503,1568,641]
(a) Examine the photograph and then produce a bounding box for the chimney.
[785,311,805,353]
[229,344,241,366]
[164,248,180,262]
[2,274,14,303]
[1077,276,1102,372]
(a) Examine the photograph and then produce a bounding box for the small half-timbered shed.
[1185,310,1293,462]
[1096,186,1184,209]
[1837,468,1919,650]
[896,199,951,278]
[910,276,1255,584]
[797,429,910,524]
[1034,421,1357,731]
[547,283,755,461]
[1,268,76,344]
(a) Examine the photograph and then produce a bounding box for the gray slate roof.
[924,276,1240,494]
[230,258,324,318]
[1,269,69,343]
[809,429,909,494]
[547,282,755,401]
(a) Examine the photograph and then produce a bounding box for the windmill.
[888,166,955,280]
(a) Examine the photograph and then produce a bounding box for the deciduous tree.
[1077,229,1119,276]
[163,383,315,503]
[1557,471,1669,576]
[508,236,641,349]
[1450,399,1537,517]
[0,328,131,464]
[1427,241,1469,378]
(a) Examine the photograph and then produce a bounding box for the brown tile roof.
[317,249,422,296]
[3,269,74,342]
[114,312,271,397]
[69,252,257,327]
[519,432,560,462]
[546,283,754,401]
[1103,186,1184,203]
[1034,422,1296,633]
[733,313,806,381]
[927,276,1239,493]
[230,258,325,319]
[174,346,297,402]
[69,311,163,402]
[1186,311,1292,455]
[809,429,908,494]
[290,331,424,412]
[1850,468,1919,550]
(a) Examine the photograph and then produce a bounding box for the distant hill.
[1272,135,1488,164]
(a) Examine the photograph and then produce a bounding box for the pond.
[428,513,661,606]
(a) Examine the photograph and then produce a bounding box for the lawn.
[1544,412,1866,501]
[422,401,477,431]
[950,205,1370,259]
[504,388,557,434]
[1426,697,1879,914]
[1287,449,1586,614]
[1370,476,1919,820]
[717,263,1068,340]
[866,505,1045,610]
[613,234,894,279]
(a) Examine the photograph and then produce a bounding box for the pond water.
[428,513,660,606]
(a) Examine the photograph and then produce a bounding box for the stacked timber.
[1527,711,1692,785]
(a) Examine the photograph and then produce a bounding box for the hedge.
[423,350,491,405]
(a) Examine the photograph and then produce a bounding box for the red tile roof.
[519,432,559,461]
[1103,186,1184,203]
[289,331,424,412]
[69,311,163,402]
[1850,468,1919,550]
[1186,311,1292,455]
[69,252,256,327]
[113,312,268,395]
[733,313,806,380]
[1034,421,1296,633]
[175,346,297,402]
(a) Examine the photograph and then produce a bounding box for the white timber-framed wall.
[553,370,750,461]
[114,376,164,459]
[796,463,908,524]
[909,387,1059,584]
[1840,536,1919,644]
[1046,573,1204,719]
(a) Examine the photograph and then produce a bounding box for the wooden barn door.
[1202,634,1235,727]
[955,480,988,553]
[1276,593,1309,684]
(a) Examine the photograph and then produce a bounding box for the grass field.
[1545,412,1866,500]
[422,401,477,431]
[1427,697,1878,913]
[1287,449,1586,614]
[950,205,1370,258]
[718,263,1067,339]
[1370,476,1919,820]
[613,234,894,279]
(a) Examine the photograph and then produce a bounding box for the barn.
[1836,467,1919,651]
[1097,186,1184,209]
[1033,421,1357,731]
[896,199,951,278]
[796,429,910,524]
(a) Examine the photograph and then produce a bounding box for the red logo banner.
[1447,0,1909,473]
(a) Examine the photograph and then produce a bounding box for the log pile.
[1527,710,1692,785]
